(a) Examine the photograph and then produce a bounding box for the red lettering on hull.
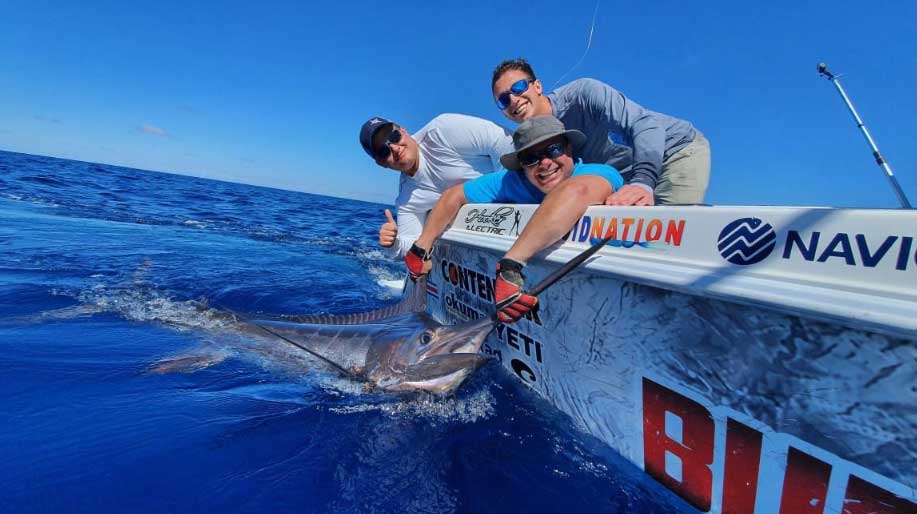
[723,419,764,514]
[779,447,832,514]
[642,378,714,511]
[843,476,917,514]
[641,377,916,513]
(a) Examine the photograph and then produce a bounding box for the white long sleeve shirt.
[389,113,514,258]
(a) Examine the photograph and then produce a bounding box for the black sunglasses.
[519,142,567,168]
[374,125,403,159]
[496,79,535,110]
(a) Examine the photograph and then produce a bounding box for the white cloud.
[138,124,170,138]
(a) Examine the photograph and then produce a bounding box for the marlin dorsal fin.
[280,277,427,325]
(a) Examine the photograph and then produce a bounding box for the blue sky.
[1,0,915,208]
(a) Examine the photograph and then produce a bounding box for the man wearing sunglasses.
[359,114,514,258]
[491,59,710,207]
[404,115,623,323]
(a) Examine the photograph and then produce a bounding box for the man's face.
[373,125,419,174]
[520,136,574,194]
[493,69,545,123]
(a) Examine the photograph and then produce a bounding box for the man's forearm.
[504,176,612,263]
[628,115,665,189]
[414,186,467,250]
[387,208,425,259]
[388,235,412,259]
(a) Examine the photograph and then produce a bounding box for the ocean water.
[0,150,692,514]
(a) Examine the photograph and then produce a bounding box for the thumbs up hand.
[379,209,397,248]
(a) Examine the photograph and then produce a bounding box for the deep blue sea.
[0,150,691,514]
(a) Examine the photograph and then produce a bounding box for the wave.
[327,388,496,423]
[19,175,70,187]
[40,279,382,394]
[74,283,234,332]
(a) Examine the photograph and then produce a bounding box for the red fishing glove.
[494,258,538,323]
[404,242,432,281]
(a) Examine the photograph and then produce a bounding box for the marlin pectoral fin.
[148,351,228,374]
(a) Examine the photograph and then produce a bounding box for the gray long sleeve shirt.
[547,78,696,190]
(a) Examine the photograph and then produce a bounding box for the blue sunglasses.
[496,79,535,110]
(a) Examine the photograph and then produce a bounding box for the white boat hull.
[426,204,916,512]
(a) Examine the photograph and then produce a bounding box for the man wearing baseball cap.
[359,114,513,258]
[404,115,623,323]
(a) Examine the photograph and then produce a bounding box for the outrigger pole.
[817,62,912,208]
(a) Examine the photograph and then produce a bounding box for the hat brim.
[500,129,587,170]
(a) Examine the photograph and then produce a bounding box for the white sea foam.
[8,195,60,208]
[327,388,496,423]
[75,284,232,332]
[356,247,405,299]
[181,219,208,229]
[355,248,387,260]
[367,264,404,299]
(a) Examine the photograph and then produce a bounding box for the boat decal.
[425,279,439,299]
[494,324,544,364]
[591,237,652,248]
[462,206,521,236]
[569,215,686,247]
[642,375,916,513]
[511,359,537,384]
[444,291,484,322]
[784,231,915,270]
[717,217,777,265]
[439,258,543,326]
[716,216,917,271]
[480,342,503,363]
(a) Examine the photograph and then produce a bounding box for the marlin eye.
[420,331,434,345]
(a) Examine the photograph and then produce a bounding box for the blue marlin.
[239,236,614,395]
[146,237,613,393]
[244,278,494,395]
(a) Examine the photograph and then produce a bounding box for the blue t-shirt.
[463,161,624,204]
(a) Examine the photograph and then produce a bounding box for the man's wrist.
[501,250,529,265]
[626,172,657,193]
[497,257,525,273]
[625,182,655,194]
[410,242,432,261]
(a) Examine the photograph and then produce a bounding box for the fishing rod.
[488,234,613,322]
[528,234,613,297]
[817,62,912,209]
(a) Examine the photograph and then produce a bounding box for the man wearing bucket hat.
[404,115,623,323]
[359,114,514,259]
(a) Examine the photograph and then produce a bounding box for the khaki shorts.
[654,131,711,205]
